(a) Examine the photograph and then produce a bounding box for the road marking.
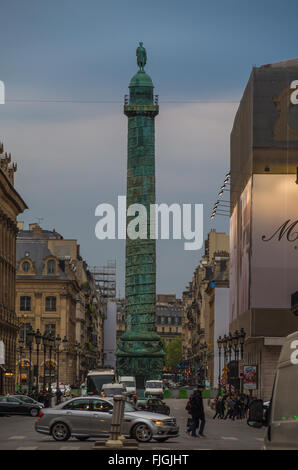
[255,438,264,441]
[221,437,239,440]
[59,446,81,450]
[17,447,38,450]
[8,436,26,440]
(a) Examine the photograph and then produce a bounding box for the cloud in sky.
[1,99,233,296]
[1,0,297,296]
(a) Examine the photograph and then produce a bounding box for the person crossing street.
[189,384,206,438]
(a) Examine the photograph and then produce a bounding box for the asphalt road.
[0,398,265,450]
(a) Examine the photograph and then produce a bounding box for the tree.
[164,338,182,371]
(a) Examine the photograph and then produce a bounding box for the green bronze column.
[116,43,165,389]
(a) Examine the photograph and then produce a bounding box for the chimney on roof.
[29,224,44,238]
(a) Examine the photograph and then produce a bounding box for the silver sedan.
[34,396,179,443]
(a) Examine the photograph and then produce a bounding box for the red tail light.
[38,413,44,420]
[145,405,149,409]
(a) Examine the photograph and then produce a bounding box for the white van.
[248,331,298,449]
[263,331,298,450]
[144,380,164,399]
[118,376,136,395]
[101,383,126,398]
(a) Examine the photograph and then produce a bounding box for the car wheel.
[30,408,39,417]
[51,422,71,441]
[132,423,153,443]
[75,436,89,441]
[165,407,170,415]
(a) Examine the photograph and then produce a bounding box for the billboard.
[251,174,298,309]
[243,365,257,390]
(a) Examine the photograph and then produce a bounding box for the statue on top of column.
[136,42,147,71]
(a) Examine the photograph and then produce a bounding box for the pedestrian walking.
[224,395,235,420]
[213,395,224,419]
[185,392,193,434]
[44,391,51,408]
[189,384,206,437]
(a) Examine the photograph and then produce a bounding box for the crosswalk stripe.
[8,436,26,440]
[255,438,264,441]
[221,437,239,440]
[59,446,81,450]
[17,447,38,450]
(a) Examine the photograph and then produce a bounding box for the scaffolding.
[91,260,116,300]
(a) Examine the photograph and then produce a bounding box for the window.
[7,397,21,403]
[19,323,32,346]
[47,260,56,274]
[92,399,113,412]
[22,261,30,273]
[45,297,56,312]
[63,399,91,411]
[20,296,31,311]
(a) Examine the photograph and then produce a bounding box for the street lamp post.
[35,329,42,396]
[55,334,61,403]
[48,334,54,393]
[232,330,240,394]
[27,326,35,396]
[227,332,233,364]
[42,333,49,392]
[17,340,24,392]
[239,328,246,394]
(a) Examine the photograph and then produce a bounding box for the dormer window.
[22,261,30,273]
[47,260,56,274]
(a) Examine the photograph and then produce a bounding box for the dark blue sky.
[0,0,297,296]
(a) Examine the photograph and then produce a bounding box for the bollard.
[105,395,125,447]
[118,394,126,441]
[93,394,139,450]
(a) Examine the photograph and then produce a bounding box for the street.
[0,399,265,450]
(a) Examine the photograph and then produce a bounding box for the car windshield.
[124,402,137,412]
[122,381,135,387]
[146,382,162,388]
[103,388,123,396]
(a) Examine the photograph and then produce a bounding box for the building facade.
[229,58,298,400]
[182,230,229,388]
[16,224,103,390]
[0,144,27,394]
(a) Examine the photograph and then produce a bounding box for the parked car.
[136,398,170,415]
[11,395,44,408]
[144,380,164,399]
[101,383,126,398]
[35,396,179,443]
[0,396,41,417]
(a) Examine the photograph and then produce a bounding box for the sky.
[1,0,298,298]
